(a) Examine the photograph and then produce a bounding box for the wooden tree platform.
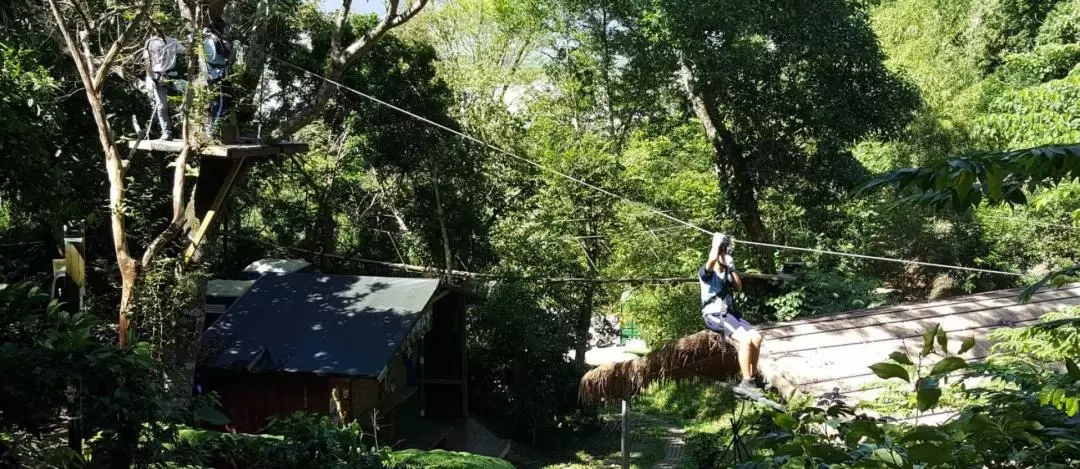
[128,138,308,158]
[126,138,309,262]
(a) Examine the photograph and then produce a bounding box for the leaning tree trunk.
[678,58,774,273]
[573,229,603,367]
[574,284,596,368]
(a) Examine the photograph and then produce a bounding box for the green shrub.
[684,431,724,469]
[994,43,1080,86]
[766,269,890,322]
[635,379,736,422]
[171,413,388,468]
[388,449,514,469]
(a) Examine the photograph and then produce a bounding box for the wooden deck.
[128,138,308,158]
[758,284,1080,418]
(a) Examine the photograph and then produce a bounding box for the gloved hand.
[710,232,726,259]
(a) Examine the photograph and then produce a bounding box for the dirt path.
[654,427,686,469]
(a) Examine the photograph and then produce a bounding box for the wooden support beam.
[460,292,469,417]
[184,157,246,263]
[61,224,86,313]
[61,223,85,454]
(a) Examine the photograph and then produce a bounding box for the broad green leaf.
[901,425,948,442]
[845,419,885,445]
[986,164,1003,200]
[955,170,974,201]
[1068,397,1080,417]
[871,447,905,466]
[1067,358,1080,380]
[908,442,955,465]
[870,362,910,382]
[889,351,913,366]
[1018,431,1042,446]
[917,387,942,411]
[921,325,939,357]
[774,413,797,431]
[930,357,967,377]
[195,406,230,426]
[958,336,976,355]
[806,443,850,463]
[935,327,948,354]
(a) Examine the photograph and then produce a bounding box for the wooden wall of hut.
[201,370,330,433]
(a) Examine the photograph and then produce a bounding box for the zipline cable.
[269,56,1024,278]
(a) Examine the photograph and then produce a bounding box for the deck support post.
[183,156,246,263]
[621,398,630,469]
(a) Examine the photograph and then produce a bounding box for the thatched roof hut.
[578,330,740,404]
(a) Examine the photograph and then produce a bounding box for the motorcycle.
[590,315,621,348]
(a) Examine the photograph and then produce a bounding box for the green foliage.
[991,307,1080,361]
[1037,0,1080,45]
[961,0,1063,73]
[633,379,736,422]
[467,280,595,447]
[389,449,515,469]
[992,43,1080,87]
[860,144,1080,212]
[744,326,1080,468]
[171,413,389,468]
[766,270,888,322]
[0,281,198,467]
[863,0,1080,302]
[619,285,700,346]
[238,13,496,272]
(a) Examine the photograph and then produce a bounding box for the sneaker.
[735,378,761,395]
[160,132,172,141]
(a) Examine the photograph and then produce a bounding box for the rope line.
[269,56,1024,278]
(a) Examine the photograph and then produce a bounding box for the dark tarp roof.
[200,273,441,378]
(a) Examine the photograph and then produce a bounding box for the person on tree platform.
[202,19,232,139]
[699,233,765,395]
[143,34,188,140]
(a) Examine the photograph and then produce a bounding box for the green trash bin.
[619,321,640,346]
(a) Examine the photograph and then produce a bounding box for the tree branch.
[142,146,191,266]
[330,0,354,61]
[269,0,429,140]
[47,0,94,91]
[93,0,153,92]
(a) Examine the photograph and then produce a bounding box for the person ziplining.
[699,233,765,397]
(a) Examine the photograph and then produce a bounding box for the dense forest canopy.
[3,0,1080,467]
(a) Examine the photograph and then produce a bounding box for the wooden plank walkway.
[758,285,1080,414]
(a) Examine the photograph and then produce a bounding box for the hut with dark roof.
[197,272,503,453]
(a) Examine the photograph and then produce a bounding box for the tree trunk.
[574,284,595,368]
[433,175,453,282]
[677,58,774,273]
[573,227,602,367]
